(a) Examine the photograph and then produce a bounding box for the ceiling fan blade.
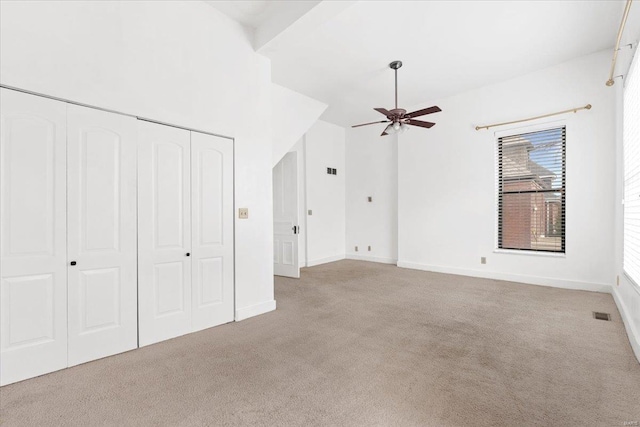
[374,107,392,117]
[381,124,393,136]
[352,120,390,128]
[406,119,436,128]
[405,106,441,119]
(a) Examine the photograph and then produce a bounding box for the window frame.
[494,120,567,256]
[623,47,640,290]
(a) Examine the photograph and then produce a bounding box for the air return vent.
[593,312,611,321]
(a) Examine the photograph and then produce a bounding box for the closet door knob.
[186,253,190,257]
[70,261,77,266]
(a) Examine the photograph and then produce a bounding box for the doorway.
[273,152,301,278]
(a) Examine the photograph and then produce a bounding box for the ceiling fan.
[352,61,441,136]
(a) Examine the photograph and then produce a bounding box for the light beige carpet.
[1,260,639,426]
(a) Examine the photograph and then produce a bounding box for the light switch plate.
[308,210,313,215]
[238,208,249,219]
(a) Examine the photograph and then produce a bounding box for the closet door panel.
[0,89,67,385]
[191,132,234,332]
[138,121,191,346]
[66,105,137,366]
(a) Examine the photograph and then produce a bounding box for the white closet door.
[191,132,234,332]
[66,105,138,366]
[138,121,191,346]
[0,89,67,385]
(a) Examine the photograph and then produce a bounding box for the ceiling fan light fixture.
[387,126,398,135]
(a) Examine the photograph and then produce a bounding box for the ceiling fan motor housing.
[389,109,407,120]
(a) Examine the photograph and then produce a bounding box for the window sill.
[493,249,566,258]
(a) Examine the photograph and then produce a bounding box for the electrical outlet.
[238,208,249,219]
[327,167,332,174]
[481,257,486,264]
[368,196,372,202]
[308,209,313,215]
[355,246,358,252]
[368,246,371,251]
[332,168,337,175]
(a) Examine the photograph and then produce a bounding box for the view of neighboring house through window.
[498,127,566,253]
[624,49,640,286]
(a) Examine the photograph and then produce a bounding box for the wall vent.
[593,312,611,321]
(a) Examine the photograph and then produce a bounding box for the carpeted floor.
[1,260,639,426]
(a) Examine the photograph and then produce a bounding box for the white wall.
[271,84,326,166]
[304,120,346,266]
[397,50,616,292]
[345,127,398,264]
[0,0,276,319]
[277,123,347,270]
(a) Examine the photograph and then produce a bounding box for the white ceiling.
[204,1,316,29]
[204,1,276,29]
[211,1,627,127]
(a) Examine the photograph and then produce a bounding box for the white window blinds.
[624,50,640,286]
[498,127,566,253]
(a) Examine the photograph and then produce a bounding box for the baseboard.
[612,288,640,364]
[347,254,397,265]
[306,254,346,267]
[235,300,276,321]
[397,261,612,293]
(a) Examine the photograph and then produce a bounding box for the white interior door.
[138,121,191,347]
[190,132,234,331]
[0,89,68,385]
[66,105,138,366]
[273,152,299,278]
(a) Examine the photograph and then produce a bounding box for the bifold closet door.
[0,89,68,385]
[138,121,192,347]
[66,105,138,366]
[191,132,234,331]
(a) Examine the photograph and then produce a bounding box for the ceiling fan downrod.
[389,60,402,110]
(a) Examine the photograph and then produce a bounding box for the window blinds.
[624,50,640,286]
[498,127,566,253]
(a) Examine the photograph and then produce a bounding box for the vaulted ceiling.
[206,1,635,127]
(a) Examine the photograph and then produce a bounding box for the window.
[498,127,566,253]
[624,49,640,286]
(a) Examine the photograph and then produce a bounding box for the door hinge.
[292,225,299,234]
